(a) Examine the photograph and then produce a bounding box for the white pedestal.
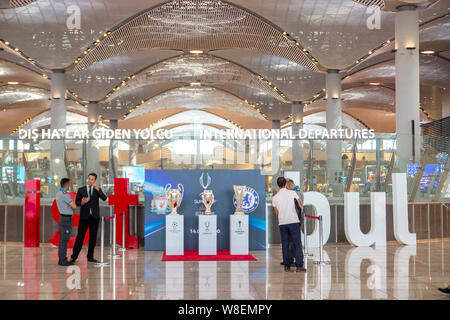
[165,215,184,255]
[198,215,217,255]
[230,215,249,255]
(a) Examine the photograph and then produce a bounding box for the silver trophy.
[165,183,184,215]
[201,190,214,215]
[233,185,246,215]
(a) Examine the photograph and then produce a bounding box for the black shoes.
[68,256,97,263]
[283,265,307,272]
[438,287,450,294]
[58,260,74,266]
[280,261,295,266]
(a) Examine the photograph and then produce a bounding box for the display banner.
[144,170,266,251]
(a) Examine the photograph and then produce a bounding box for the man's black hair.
[60,178,70,188]
[276,176,287,188]
[88,173,97,180]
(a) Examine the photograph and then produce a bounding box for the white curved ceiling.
[151,110,239,131]
[124,86,266,121]
[0,0,448,135]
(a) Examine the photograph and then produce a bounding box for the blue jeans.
[279,223,303,267]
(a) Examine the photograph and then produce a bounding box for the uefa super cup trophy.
[165,183,184,215]
[201,190,214,215]
[233,185,246,215]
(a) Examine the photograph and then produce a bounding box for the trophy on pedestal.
[201,190,214,215]
[165,183,184,215]
[230,185,249,255]
[233,185,246,215]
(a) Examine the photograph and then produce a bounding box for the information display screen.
[2,166,25,184]
[123,166,145,184]
[407,164,443,191]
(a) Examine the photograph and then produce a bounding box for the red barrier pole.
[24,180,40,247]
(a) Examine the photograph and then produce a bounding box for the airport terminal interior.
[0,0,449,301]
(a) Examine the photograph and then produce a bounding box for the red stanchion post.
[313,215,331,265]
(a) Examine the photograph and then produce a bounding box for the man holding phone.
[70,173,107,263]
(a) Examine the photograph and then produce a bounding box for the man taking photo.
[70,173,107,263]
[272,176,306,273]
[278,178,304,267]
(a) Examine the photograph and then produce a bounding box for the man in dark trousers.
[56,178,77,266]
[70,173,107,263]
[272,177,306,273]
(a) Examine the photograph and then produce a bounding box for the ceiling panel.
[74,0,317,72]
[0,0,163,68]
[105,54,286,104]
[67,48,181,101]
[124,86,266,121]
[212,48,326,101]
[343,55,450,88]
[229,0,396,69]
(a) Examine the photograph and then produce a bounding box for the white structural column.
[395,5,420,171]
[109,119,119,184]
[271,120,281,192]
[291,101,304,184]
[326,69,343,195]
[87,102,100,176]
[442,88,450,118]
[50,69,67,192]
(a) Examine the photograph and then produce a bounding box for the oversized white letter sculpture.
[302,192,331,248]
[344,192,386,246]
[392,173,416,245]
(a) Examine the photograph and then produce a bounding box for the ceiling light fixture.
[190,82,201,86]
[7,82,19,85]
[420,50,435,55]
[189,50,203,54]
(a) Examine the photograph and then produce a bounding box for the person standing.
[278,179,304,266]
[70,173,107,263]
[56,178,76,266]
[272,176,306,272]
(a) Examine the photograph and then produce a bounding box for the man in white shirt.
[272,177,306,272]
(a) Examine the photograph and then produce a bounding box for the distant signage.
[18,128,376,141]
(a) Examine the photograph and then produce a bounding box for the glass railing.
[0,133,448,204]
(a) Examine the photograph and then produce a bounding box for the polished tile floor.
[0,240,449,300]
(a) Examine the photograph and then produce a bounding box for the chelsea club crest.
[233,186,259,214]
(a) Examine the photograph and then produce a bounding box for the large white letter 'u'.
[344,192,387,246]
[392,173,416,245]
